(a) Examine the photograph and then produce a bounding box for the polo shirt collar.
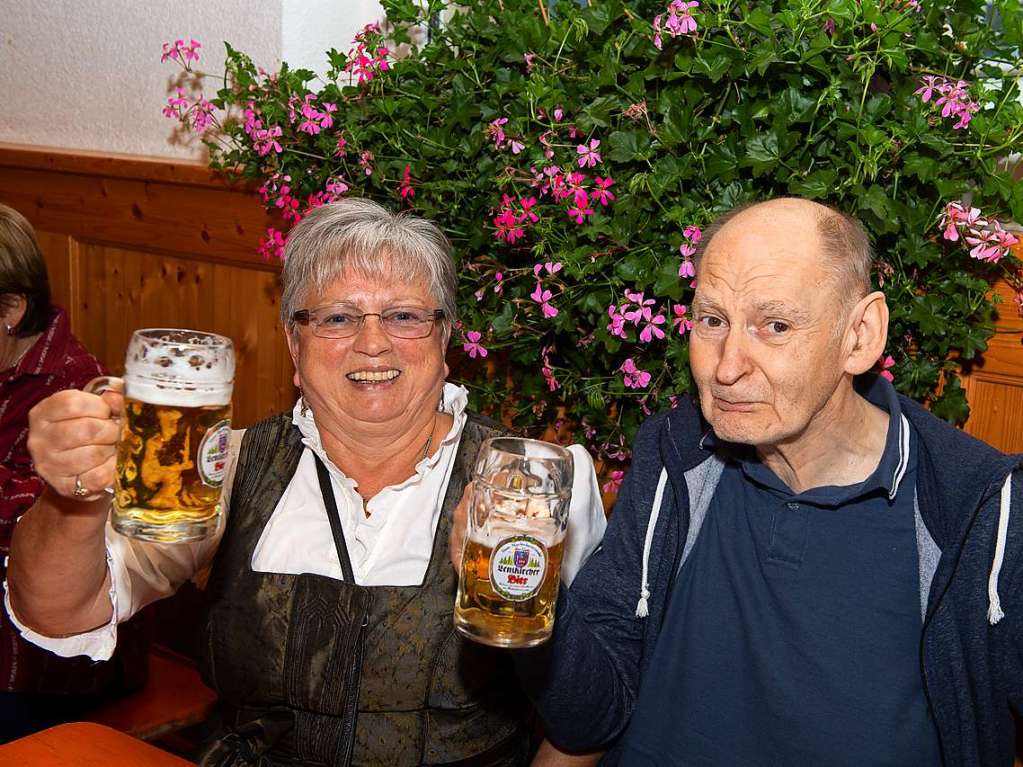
[701,376,910,505]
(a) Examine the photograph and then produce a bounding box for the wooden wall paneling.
[72,244,294,428]
[0,144,296,427]
[960,259,1023,453]
[35,230,73,316]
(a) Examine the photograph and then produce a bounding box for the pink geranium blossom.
[463,330,488,359]
[258,228,287,262]
[607,305,628,339]
[672,304,693,334]
[639,312,667,342]
[576,139,602,169]
[567,205,595,225]
[530,283,559,318]
[591,176,616,206]
[879,355,895,382]
[620,358,652,389]
[602,469,625,495]
[399,164,415,199]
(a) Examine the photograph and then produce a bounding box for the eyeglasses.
[291,303,446,339]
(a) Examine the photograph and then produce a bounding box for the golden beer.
[114,397,232,540]
[454,436,574,648]
[454,532,565,647]
[94,329,235,543]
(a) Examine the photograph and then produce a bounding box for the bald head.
[694,198,872,305]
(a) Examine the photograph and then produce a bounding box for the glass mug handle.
[83,376,124,397]
[81,376,124,497]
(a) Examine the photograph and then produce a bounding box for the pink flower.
[577,139,602,168]
[510,140,525,155]
[653,15,664,50]
[623,290,655,324]
[679,258,696,278]
[463,330,488,359]
[567,206,595,225]
[683,225,702,243]
[914,75,941,103]
[493,272,504,294]
[672,304,693,334]
[602,469,625,495]
[519,196,540,224]
[493,209,525,243]
[553,107,565,122]
[253,125,283,156]
[541,346,560,392]
[160,39,199,65]
[335,134,348,157]
[823,18,836,35]
[607,305,628,339]
[191,98,215,133]
[325,176,349,196]
[359,150,374,176]
[591,176,616,206]
[620,358,651,389]
[524,52,537,72]
[488,117,508,148]
[258,228,287,262]
[399,164,415,199]
[530,283,558,318]
[161,88,189,119]
[879,355,895,382]
[639,312,667,342]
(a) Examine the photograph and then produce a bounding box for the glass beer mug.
[454,437,573,648]
[87,329,235,543]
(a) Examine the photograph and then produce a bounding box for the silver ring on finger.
[72,475,90,498]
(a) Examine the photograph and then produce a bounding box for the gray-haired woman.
[7,198,606,765]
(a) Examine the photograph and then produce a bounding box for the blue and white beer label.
[490,535,548,601]
[198,420,231,487]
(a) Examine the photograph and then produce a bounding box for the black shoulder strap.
[313,454,357,584]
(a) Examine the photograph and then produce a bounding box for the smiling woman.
[6,197,608,766]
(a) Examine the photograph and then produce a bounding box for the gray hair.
[280,198,458,335]
[694,198,873,303]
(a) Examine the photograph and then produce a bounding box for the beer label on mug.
[198,420,231,487]
[490,536,548,601]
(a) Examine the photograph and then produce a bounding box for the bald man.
[518,199,1023,766]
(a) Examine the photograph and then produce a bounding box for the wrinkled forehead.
[697,217,831,305]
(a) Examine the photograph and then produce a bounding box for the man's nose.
[715,327,752,385]
[353,314,392,355]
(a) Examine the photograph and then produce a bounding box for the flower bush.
[161,0,1022,471]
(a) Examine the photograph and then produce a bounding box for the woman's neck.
[1,333,40,371]
[317,408,454,502]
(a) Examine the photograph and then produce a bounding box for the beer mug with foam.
[87,329,235,543]
[454,437,573,648]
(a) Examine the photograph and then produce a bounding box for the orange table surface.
[0,722,195,766]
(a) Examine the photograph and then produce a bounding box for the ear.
[285,329,302,388]
[0,294,27,333]
[842,291,889,376]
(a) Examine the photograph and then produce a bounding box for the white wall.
[282,0,384,79]
[0,0,380,161]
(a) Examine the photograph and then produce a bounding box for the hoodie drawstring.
[636,468,668,619]
[987,473,1012,626]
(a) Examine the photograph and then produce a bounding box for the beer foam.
[123,329,234,407]
[125,378,232,407]
[469,516,561,548]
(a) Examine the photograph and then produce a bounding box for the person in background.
[6,198,606,765]
[0,202,149,742]
[477,197,1023,766]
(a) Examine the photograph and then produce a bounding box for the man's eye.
[767,321,790,334]
[699,315,724,328]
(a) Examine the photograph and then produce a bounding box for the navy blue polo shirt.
[618,384,941,765]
